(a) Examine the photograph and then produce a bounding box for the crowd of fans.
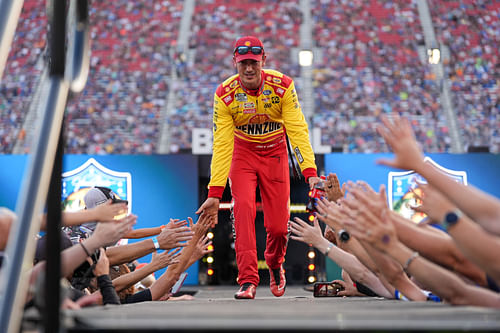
[429,0,499,153]
[2,115,500,332]
[0,0,498,154]
[0,185,213,316]
[64,0,181,154]
[0,0,181,154]
[290,115,500,307]
[311,0,448,153]
[0,0,45,154]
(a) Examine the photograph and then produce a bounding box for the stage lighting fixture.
[308,214,315,222]
[308,275,316,283]
[207,231,214,239]
[307,251,315,259]
[207,256,214,264]
[308,264,315,271]
[207,244,214,251]
[207,268,214,276]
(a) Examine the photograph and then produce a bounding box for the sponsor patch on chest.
[235,93,247,101]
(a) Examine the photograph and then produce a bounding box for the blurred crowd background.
[1,0,498,155]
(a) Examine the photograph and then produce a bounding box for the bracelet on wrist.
[324,242,334,256]
[80,242,91,257]
[151,236,160,250]
[403,251,419,273]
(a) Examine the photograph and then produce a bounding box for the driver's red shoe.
[269,265,286,297]
[234,283,256,299]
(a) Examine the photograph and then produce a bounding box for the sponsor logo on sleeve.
[272,77,282,84]
[294,147,304,163]
[276,88,285,97]
[263,89,272,95]
[230,80,238,89]
[223,95,233,104]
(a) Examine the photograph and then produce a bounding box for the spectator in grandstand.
[376,115,500,286]
[196,36,320,299]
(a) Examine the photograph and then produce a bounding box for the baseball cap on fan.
[79,186,128,235]
[233,36,265,63]
[84,186,128,209]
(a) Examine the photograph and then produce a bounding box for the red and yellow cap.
[233,36,265,63]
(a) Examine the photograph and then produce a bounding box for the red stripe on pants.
[229,137,290,286]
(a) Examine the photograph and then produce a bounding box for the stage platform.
[58,285,500,332]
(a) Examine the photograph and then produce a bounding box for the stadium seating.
[64,1,181,154]
[0,0,45,154]
[429,0,499,153]
[1,0,497,154]
[311,0,449,152]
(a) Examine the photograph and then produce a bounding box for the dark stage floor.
[56,285,500,332]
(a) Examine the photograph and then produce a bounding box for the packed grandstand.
[1,0,498,154]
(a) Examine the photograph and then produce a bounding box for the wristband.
[80,242,92,257]
[323,242,334,256]
[403,251,419,273]
[151,237,160,250]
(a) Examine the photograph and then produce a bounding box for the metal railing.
[0,1,90,332]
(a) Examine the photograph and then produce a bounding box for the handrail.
[0,0,90,331]
[66,0,90,92]
[0,0,24,81]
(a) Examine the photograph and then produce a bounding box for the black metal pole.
[44,0,66,332]
[44,120,64,333]
[49,0,67,77]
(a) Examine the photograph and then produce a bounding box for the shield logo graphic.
[61,158,132,215]
[388,157,467,223]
